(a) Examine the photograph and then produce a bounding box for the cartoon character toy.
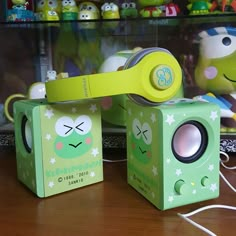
[78,1,100,20]
[160,1,180,16]
[211,0,236,12]
[187,0,213,15]
[11,0,28,9]
[6,0,34,21]
[138,0,180,17]
[120,1,138,18]
[193,27,236,132]
[61,0,78,20]
[36,0,61,21]
[101,2,120,19]
[138,0,162,17]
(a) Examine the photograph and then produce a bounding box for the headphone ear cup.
[124,47,173,106]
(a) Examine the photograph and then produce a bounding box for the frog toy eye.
[130,2,136,8]
[55,116,74,137]
[121,3,129,9]
[199,27,236,59]
[102,3,111,11]
[110,3,118,11]
[48,0,58,8]
[37,0,45,8]
[74,115,92,135]
[132,118,142,139]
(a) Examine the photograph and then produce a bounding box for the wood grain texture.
[0,149,235,236]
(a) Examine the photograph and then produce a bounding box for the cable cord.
[178,151,236,235]
[178,205,236,236]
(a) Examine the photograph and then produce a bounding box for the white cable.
[220,171,236,192]
[220,151,236,170]
[178,151,236,235]
[219,151,236,192]
[178,213,216,236]
[178,205,236,236]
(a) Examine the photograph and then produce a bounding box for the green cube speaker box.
[127,99,221,210]
[14,99,103,197]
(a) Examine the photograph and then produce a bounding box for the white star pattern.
[210,183,217,192]
[208,164,214,171]
[176,169,182,176]
[166,158,171,164]
[150,113,156,123]
[48,181,54,188]
[90,172,95,177]
[50,158,56,164]
[45,134,51,140]
[152,165,158,176]
[44,109,54,119]
[91,148,99,157]
[210,111,218,121]
[192,189,197,194]
[168,196,174,202]
[128,108,132,116]
[165,114,175,125]
[90,104,97,113]
[130,175,134,181]
[151,192,155,199]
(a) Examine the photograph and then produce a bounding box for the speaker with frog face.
[13,98,103,198]
[45,47,182,106]
[127,99,220,210]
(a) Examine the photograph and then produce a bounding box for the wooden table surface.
[0,148,235,236]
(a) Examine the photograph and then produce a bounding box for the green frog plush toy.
[193,27,236,132]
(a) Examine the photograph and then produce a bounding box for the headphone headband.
[45,48,182,105]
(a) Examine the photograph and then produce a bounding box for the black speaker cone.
[21,115,32,153]
[172,121,208,163]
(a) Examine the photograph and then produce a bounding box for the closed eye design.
[142,123,152,145]
[64,124,73,135]
[133,118,142,139]
[74,115,92,135]
[136,126,141,136]
[55,116,74,137]
[75,122,85,132]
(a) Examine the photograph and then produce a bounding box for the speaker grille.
[172,121,208,163]
[21,115,32,153]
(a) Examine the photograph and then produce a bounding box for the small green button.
[174,180,189,195]
[201,176,210,187]
[150,65,174,90]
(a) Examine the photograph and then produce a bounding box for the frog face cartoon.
[101,2,120,19]
[120,2,138,18]
[131,118,152,164]
[78,1,100,20]
[36,0,61,20]
[62,0,78,13]
[195,27,236,94]
[54,115,93,158]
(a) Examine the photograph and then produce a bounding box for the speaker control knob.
[201,176,210,187]
[150,65,174,90]
[174,180,189,195]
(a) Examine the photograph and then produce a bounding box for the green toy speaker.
[13,99,103,197]
[127,99,220,210]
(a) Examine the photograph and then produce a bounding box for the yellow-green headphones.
[45,47,182,106]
